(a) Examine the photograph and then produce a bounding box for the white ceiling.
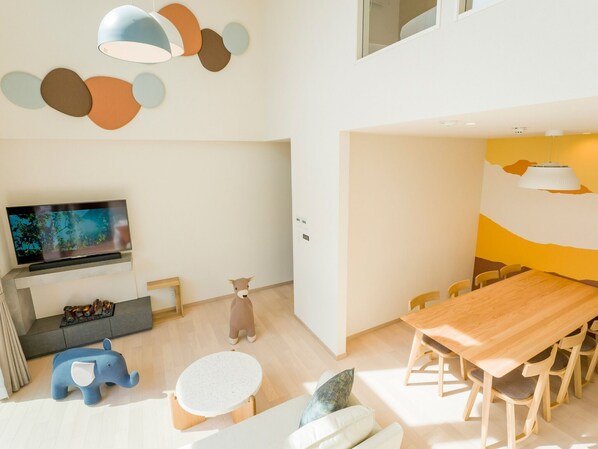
[352,96,598,139]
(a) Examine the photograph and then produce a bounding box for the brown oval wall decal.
[197,29,231,72]
[85,77,141,130]
[40,68,92,117]
[159,3,202,55]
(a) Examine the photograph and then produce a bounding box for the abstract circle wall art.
[86,76,141,130]
[198,29,231,72]
[2,4,250,130]
[132,73,165,108]
[41,68,92,117]
[222,22,249,55]
[159,3,203,55]
[1,72,46,109]
[1,68,162,130]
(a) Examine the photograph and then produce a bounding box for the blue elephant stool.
[51,338,139,405]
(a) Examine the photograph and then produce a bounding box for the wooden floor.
[1,283,597,449]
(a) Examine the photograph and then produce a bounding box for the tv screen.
[7,200,132,265]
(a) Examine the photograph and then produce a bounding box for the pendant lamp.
[518,130,581,191]
[98,5,171,63]
[149,12,184,57]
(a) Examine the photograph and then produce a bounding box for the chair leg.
[574,356,583,399]
[463,382,480,421]
[557,349,578,405]
[542,376,551,422]
[438,355,445,397]
[506,402,516,449]
[404,331,423,386]
[586,350,598,383]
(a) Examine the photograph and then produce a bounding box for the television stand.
[29,252,122,272]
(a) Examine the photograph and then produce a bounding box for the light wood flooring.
[1,283,597,449]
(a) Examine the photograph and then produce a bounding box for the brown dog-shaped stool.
[229,277,256,344]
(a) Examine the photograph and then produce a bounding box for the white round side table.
[171,351,262,430]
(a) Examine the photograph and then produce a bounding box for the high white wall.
[0,0,267,141]
[260,0,598,355]
[0,140,293,317]
[347,134,486,335]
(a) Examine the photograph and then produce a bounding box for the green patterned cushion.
[299,368,355,427]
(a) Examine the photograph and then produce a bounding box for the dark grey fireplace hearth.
[19,296,152,359]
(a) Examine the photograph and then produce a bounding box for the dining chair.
[564,319,598,396]
[500,264,522,280]
[474,270,499,288]
[463,345,557,449]
[448,279,471,298]
[531,323,587,422]
[404,291,465,396]
[584,320,598,381]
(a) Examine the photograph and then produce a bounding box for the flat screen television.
[6,200,132,265]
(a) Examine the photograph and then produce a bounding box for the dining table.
[401,269,598,448]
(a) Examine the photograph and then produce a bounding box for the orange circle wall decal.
[198,29,231,72]
[159,3,202,55]
[40,68,92,117]
[85,77,141,130]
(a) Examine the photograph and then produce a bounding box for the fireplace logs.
[61,299,115,327]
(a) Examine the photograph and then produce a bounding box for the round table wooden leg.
[231,395,256,423]
[170,393,206,430]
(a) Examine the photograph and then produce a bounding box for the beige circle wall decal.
[197,29,231,72]
[1,72,46,109]
[40,68,92,117]
[85,77,141,130]
[159,3,203,55]
[132,73,165,108]
[222,22,249,55]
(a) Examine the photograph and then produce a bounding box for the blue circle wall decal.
[1,72,46,109]
[222,22,249,55]
[132,73,165,108]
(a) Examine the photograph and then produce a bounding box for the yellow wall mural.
[486,134,598,192]
[475,134,598,287]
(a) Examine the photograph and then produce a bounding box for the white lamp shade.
[98,5,171,63]
[518,163,581,191]
[150,12,184,57]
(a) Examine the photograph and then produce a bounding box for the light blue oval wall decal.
[1,72,46,109]
[132,73,165,108]
[222,22,249,55]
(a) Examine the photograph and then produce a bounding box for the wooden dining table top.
[401,270,598,378]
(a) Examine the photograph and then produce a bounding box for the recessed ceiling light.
[465,122,476,126]
[440,120,458,127]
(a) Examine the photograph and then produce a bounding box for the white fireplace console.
[1,253,153,359]
[1,253,132,335]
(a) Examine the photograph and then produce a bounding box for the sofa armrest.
[352,423,404,449]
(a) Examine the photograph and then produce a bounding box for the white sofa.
[180,393,403,449]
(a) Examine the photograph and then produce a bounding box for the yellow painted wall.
[476,215,598,282]
[476,134,598,284]
[486,134,598,192]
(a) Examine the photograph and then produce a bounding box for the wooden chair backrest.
[500,264,522,280]
[409,291,440,311]
[474,270,499,288]
[589,319,598,334]
[448,279,471,298]
[559,323,588,350]
[523,345,557,378]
